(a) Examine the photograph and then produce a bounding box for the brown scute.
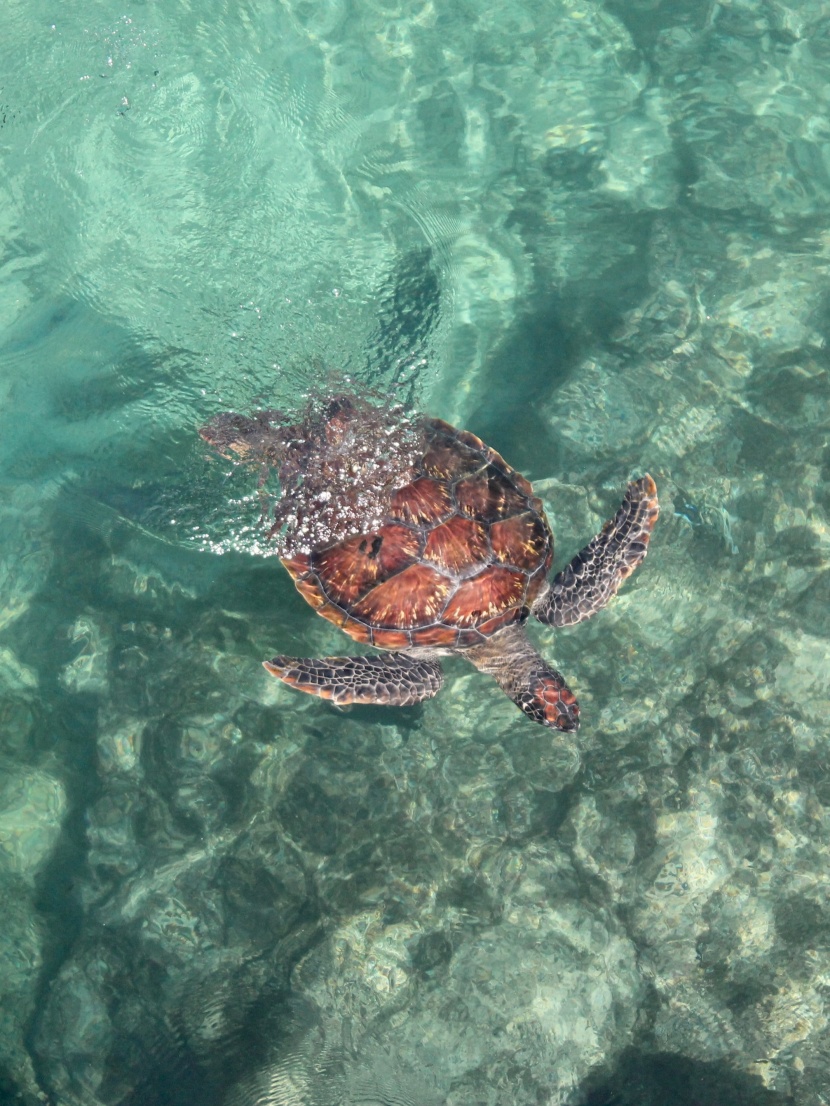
[280,553,312,580]
[490,512,551,570]
[371,627,414,650]
[426,417,455,435]
[390,477,454,525]
[352,563,453,628]
[315,602,352,630]
[411,623,461,647]
[292,575,328,610]
[336,614,374,645]
[476,605,526,638]
[421,434,483,481]
[524,565,551,608]
[474,441,519,483]
[455,466,529,522]
[505,467,532,497]
[441,565,526,627]
[373,524,424,574]
[312,535,380,604]
[313,525,420,607]
[423,515,489,575]
[452,430,522,488]
[454,427,487,453]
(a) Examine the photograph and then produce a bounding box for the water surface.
[1,1,829,1104]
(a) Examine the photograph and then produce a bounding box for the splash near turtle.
[200,394,658,731]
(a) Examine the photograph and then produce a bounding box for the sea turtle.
[200,395,658,731]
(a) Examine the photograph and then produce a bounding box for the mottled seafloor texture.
[1,0,830,1104]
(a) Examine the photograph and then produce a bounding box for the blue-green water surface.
[1,1,829,1104]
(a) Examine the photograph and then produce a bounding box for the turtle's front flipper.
[263,653,444,706]
[535,474,659,628]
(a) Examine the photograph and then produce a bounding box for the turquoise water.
[1,0,829,1103]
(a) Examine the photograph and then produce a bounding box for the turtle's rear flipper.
[465,623,580,731]
[263,653,444,706]
[535,475,659,628]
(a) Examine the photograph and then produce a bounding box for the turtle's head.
[199,409,285,463]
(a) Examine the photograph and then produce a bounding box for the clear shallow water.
[1,0,829,1103]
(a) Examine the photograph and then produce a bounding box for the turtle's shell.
[281,419,553,649]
